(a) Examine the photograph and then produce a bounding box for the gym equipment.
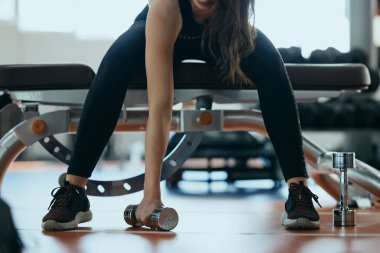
[277,47,306,63]
[124,205,142,227]
[297,95,380,130]
[124,204,179,231]
[165,131,281,189]
[332,152,356,226]
[0,62,378,203]
[279,47,379,92]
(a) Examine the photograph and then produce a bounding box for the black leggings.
[67,18,308,181]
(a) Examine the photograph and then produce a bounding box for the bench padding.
[0,64,94,91]
[0,63,370,91]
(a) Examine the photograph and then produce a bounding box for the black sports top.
[134,0,204,40]
[177,0,204,40]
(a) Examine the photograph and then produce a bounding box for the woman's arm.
[139,0,182,222]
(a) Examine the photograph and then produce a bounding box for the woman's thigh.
[241,29,291,92]
[94,20,147,90]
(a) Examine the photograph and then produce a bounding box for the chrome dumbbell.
[332,152,356,226]
[124,205,179,231]
[124,205,143,228]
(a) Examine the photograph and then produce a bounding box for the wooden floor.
[2,161,380,253]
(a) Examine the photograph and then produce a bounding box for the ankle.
[287,177,308,188]
[66,174,88,188]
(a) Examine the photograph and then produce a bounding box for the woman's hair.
[202,0,256,85]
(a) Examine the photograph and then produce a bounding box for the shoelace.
[47,185,80,210]
[290,182,322,208]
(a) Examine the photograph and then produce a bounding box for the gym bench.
[0,62,379,201]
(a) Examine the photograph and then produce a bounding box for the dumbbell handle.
[333,152,355,211]
[339,168,349,211]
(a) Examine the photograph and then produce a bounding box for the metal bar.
[0,132,26,193]
[1,108,380,199]
[340,168,349,211]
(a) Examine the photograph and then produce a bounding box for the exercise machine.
[0,62,377,203]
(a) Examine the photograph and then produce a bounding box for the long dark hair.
[202,0,255,85]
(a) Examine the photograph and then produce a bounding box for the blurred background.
[0,0,380,187]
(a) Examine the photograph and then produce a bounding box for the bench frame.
[1,63,379,201]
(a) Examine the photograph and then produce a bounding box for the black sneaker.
[41,181,92,231]
[281,182,321,229]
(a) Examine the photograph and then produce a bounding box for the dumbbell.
[124,205,179,231]
[332,152,356,226]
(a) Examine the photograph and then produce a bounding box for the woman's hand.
[135,197,164,227]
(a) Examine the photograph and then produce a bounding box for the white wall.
[0,25,113,70]
[0,0,351,69]
[0,0,149,70]
[0,23,21,64]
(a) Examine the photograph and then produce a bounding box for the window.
[255,0,349,56]
[15,0,349,54]
[18,0,148,39]
[0,0,15,21]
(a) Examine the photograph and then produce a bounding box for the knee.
[243,61,291,94]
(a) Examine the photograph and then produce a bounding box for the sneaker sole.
[281,212,320,230]
[41,210,93,231]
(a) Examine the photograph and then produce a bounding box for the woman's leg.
[240,29,307,182]
[67,21,147,181]
[42,21,147,231]
[240,29,320,229]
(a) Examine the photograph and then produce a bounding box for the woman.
[42,0,321,231]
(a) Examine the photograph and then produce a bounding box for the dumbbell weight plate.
[333,209,356,226]
[124,205,142,227]
[332,152,355,169]
[151,207,179,231]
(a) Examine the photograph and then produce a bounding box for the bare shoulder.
[147,0,182,41]
[148,0,182,21]
[148,0,179,8]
